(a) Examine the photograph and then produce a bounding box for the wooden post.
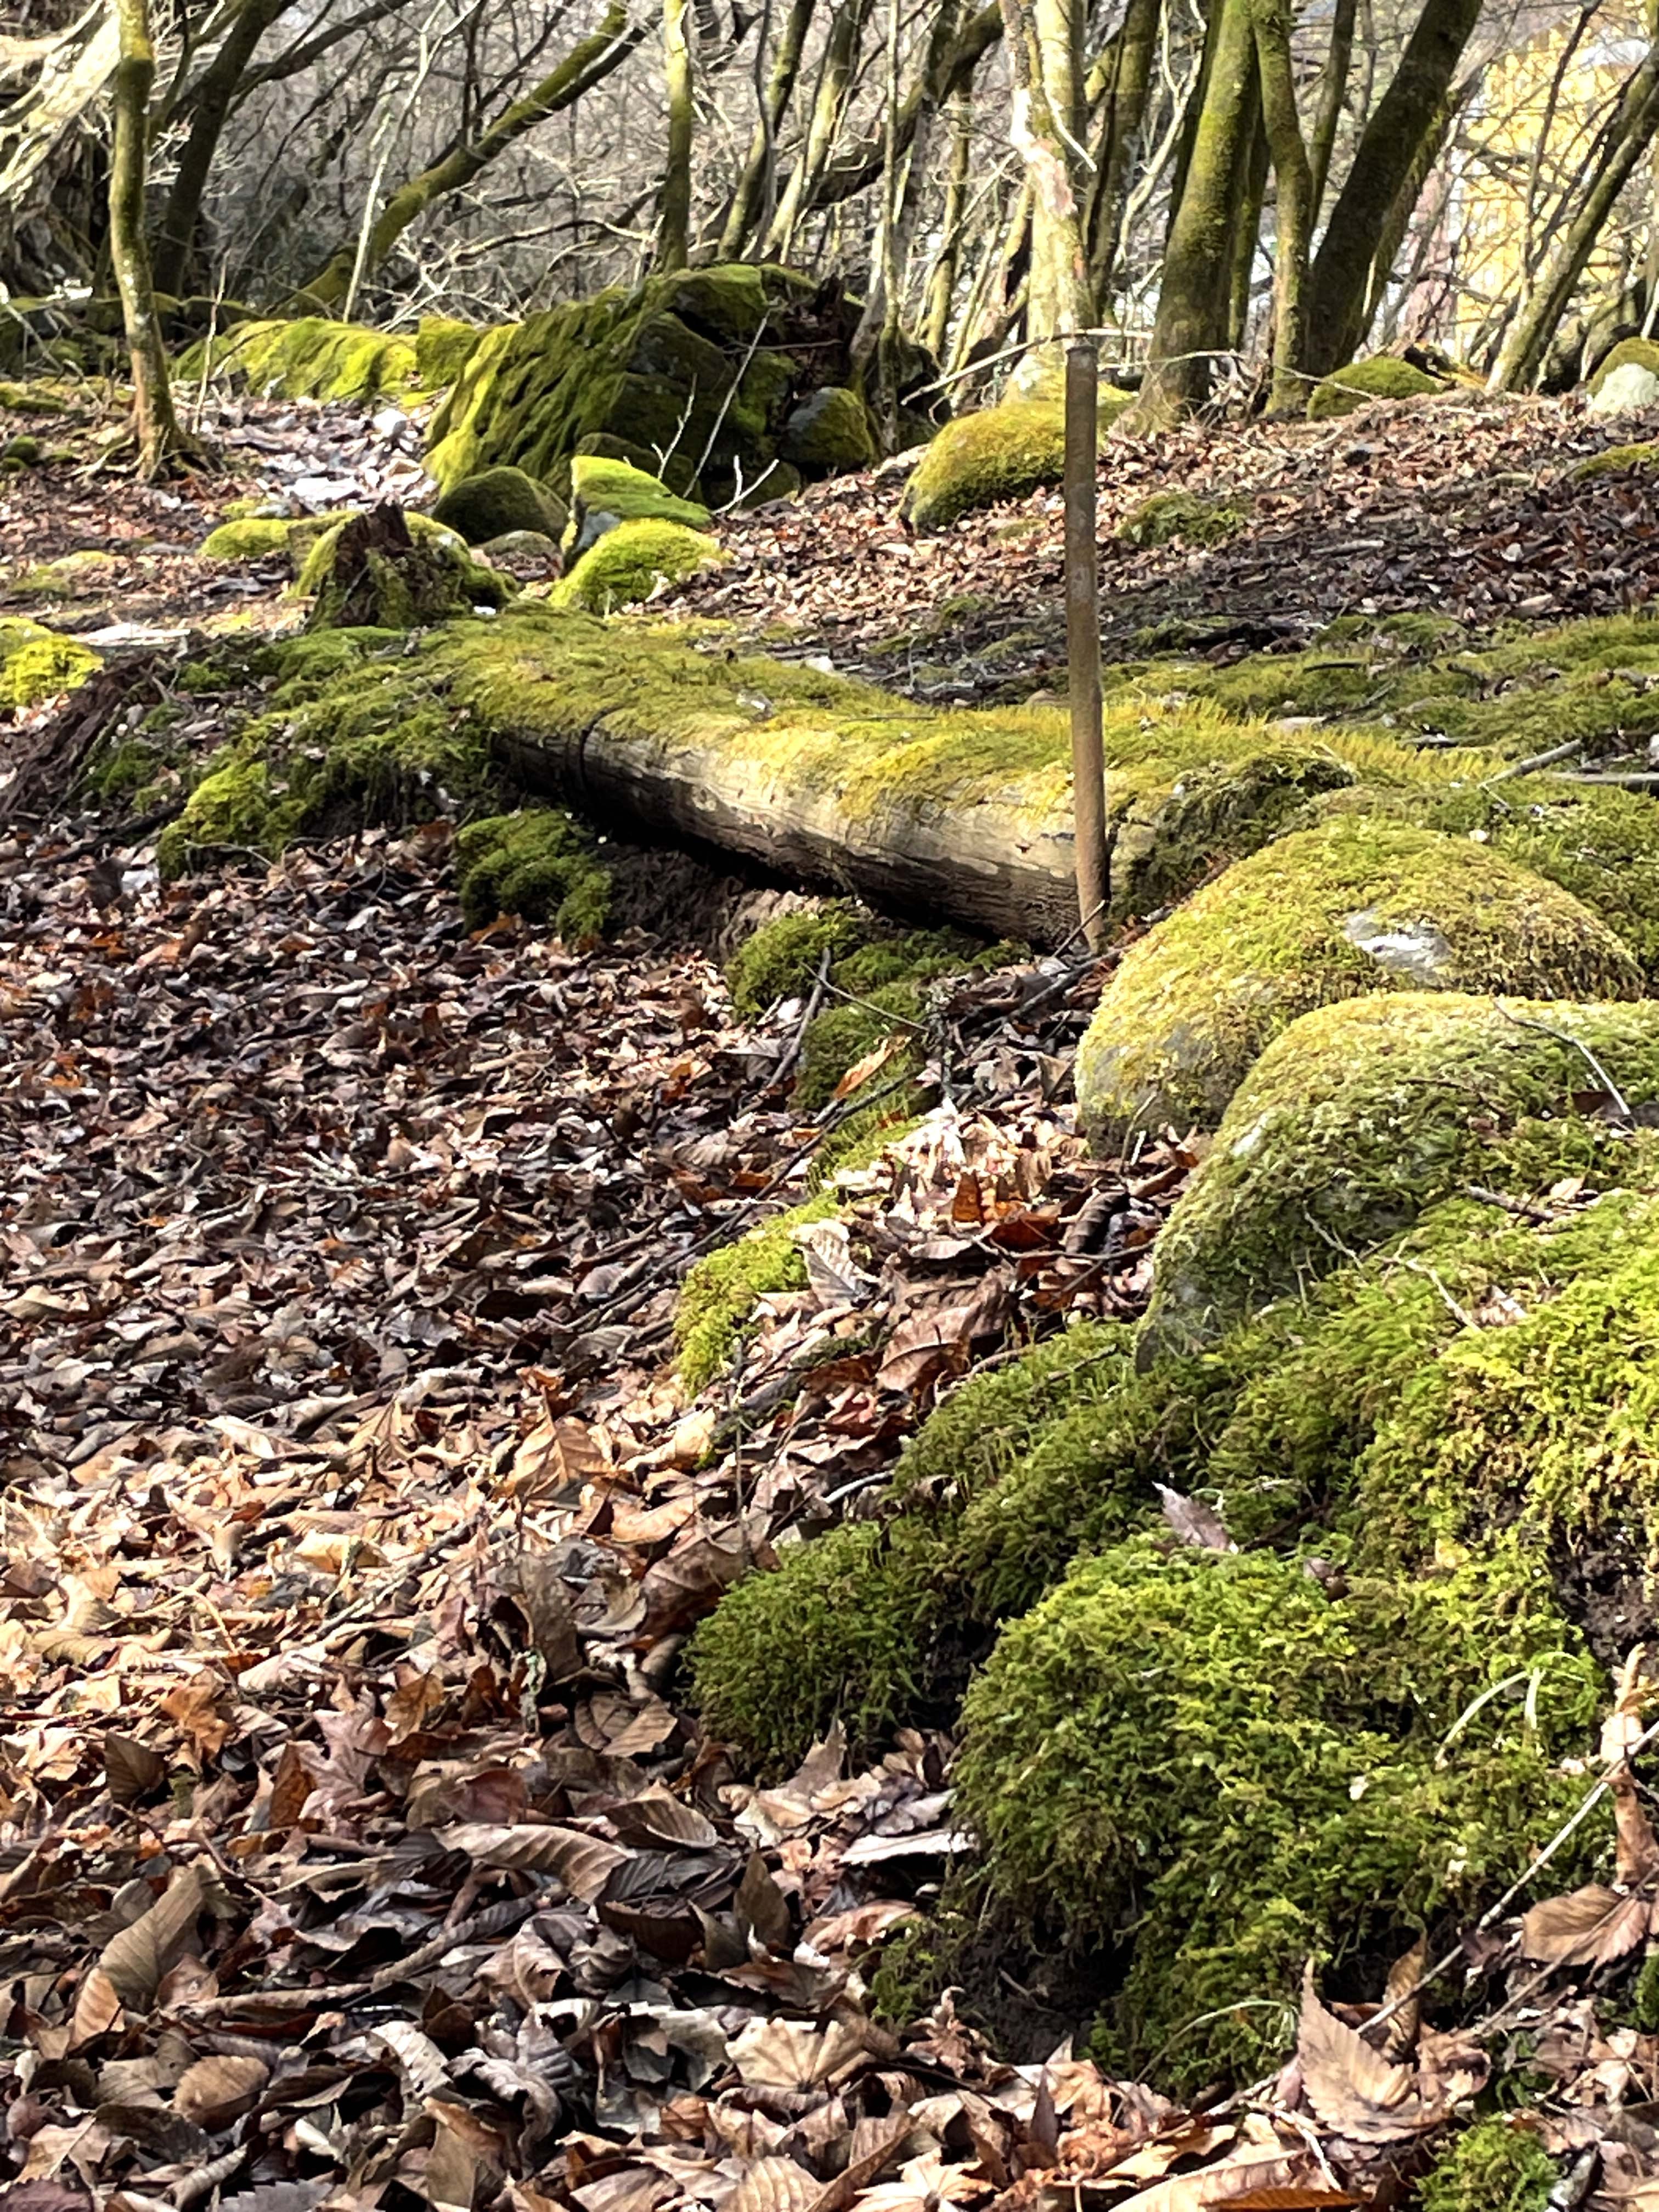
[1064,336,1108,949]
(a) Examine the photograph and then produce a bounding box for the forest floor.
[4,379,1659,2212]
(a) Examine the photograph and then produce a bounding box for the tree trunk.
[1249,0,1313,413]
[295,5,641,312]
[1303,0,1483,377]
[1085,0,1159,305]
[657,0,694,270]
[1127,0,1256,427]
[764,0,873,258]
[1226,104,1267,353]
[924,89,974,358]
[999,0,1093,340]
[153,0,291,297]
[1306,0,1355,215]
[111,0,190,478]
[853,0,957,411]
[1491,46,1659,392]
[715,0,816,259]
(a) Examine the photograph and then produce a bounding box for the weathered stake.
[1064,336,1109,950]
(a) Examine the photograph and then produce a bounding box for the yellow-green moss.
[1571,438,1659,481]
[1143,991,1659,1345]
[674,1198,832,1392]
[432,465,567,547]
[416,315,483,390]
[778,384,875,472]
[178,317,420,402]
[902,394,1119,532]
[1588,335,1659,396]
[567,455,712,551]
[1419,2120,1555,2212]
[7,549,119,601]
[1117,490,1246,549]
[201,515,305,562]
[292,511,513,627]
[552,519,723,612]
[725,901,866,1016]
[453,807,608,935]
[1077,818,1643,1143]
[0,618,99,709]
[1307,354,1447,419]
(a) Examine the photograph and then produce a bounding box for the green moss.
[567,455,712,551]
[178,317,420,402]
[1118,490,1246,549]
[902,397,1081,531]
[81,734,175,803]
[293,510,512,627]
[955,1537,1602,2089]
[0,381,68,414]
[8,549,119,601]
[2,433,42,468]
[725,901,866,1017]
[1077,818,1643,1143]
[1144,991,1659,1346]
[416,315,483,390]
[551,519,723,612]
[0,619,99,708]
[1307,355,1447,419]
[674,1197,833,1392]
[1588,336,1659,396]
[779,385,875,473]
[1419,2119,1556,2212]
[1570,438,1659,481]
[432,465,567,547]
[201,515,304,562]
[453,807,608,935]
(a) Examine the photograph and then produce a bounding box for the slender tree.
[111,0,192,476]
[1085,0,1159,304]
[1249,0,1314,412]
[657,0,693,268]
[716,0,816,258]
[999,0,1092,338]
[153,0,292,297]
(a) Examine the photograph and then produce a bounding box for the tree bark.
[1127,0,1256,427]
[764,0,873,258]
[111,0,190,478]
[657,0,694,269]
[715,0,816,258]
[1249,0,1313,413]
[1085,0,1159,305]
[1492,45,1659,392]
[153,0,291,297]
[1306,0,1354,215]
[924,88,974,358]
[1303,0,1483,377]
[999,0,1093,340]
[295,5,642,312]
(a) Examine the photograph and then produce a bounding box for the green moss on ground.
[1076,817,1642,1143]
[1117,490,1247,549]
[674,1198,831,1393]
[432,465,567,546]
[725,901,866,1016]
[7,548,119,601]
[0,618,99,708]
[453,808,608,935]
[201,515,307,562]
[567,455,712,553]
[902,389,1131,531]
[178,317,421,402]
[552,518,723,612]
[1418,2119,1557,2212]
[416,315,483,390]
[1571,438,1659,481]
[1143,991,1659,1346]
[1307,355,1448,419]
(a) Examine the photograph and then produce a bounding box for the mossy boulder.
[416,315,483,390]
[1076,817,1643,1143]
[178,317,420,402]
[1306,354,1448,419]
[424,263,909,507]
[1587,335,1659,401]
[902,387,1130,531]
[201,515,307,563]
[566,455,710,555]
[1117,489,1246,549]
[431,465,567,547]
[294,506,514,628]
[0,617,99,709]
[453,808,608,935]
[551,519,723,612]
[778,385,875,473]
[1144,990,1659,1345]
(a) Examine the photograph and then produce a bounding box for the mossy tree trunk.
[1126,0,1256,427]
[853,0,958,420]
[999,0,1093,338]
[111,0,191,479]
[1491,44,1659,392]
[924,88,975,358]
[715,0,816,258]
[294,5,641,311]
[802,7,1002,214]
[657,0,694,270]
[1226,105,1267,353]
[1302,0,1483,377]
[153,0,291,297]
[1306,0,1355,213]
[1249,0,1313,414]
[1363,82,1458,343]
[1084,0,1159,306]
[764,0,873,258]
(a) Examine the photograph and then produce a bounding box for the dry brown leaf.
[98,1866,206,2012]
[172,2054,269,2130]
[434,1822,631,1901]
[1370,1934,1426,2063]
[727,2016,865,2090]
[1154,1483,1235,1553]
[729,2154,821,2212]
[66,1967,122,2051]
[375,2020,451,2098]
[1296,1963,1437,2144]
[1520,1883,1654,1966]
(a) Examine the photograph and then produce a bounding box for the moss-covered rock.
[294,507,514,627]
[566,455,711,554]
[201,515,307,562]
[1570,437,1659,481]
[416,315,483,390]
[1306,354,1448,419]
[178,317,420,402]
[1144,991,1659,1345]
[903,391,1128,532]
[551,518,723,612]
[725,900,866,1016]
[778,385,875,473]
[1587,335,1659,397]
[1419,2120,1556,2212]
[1,433,42,470]
[424,264,895,507]
[1077,818,1643,1143]
[0,617,99,709]
[431,465,567,547]
[1117,490,1246,549]
[453,807,608,935]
